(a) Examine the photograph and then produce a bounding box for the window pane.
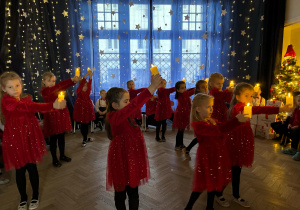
[97,4,104,12]
[153,40,171,54]
[129,4,149,30]
[99,39,119,53]
[105,22,111,30]
[130,39,148,54]
[182,39,201,54]
[97,13,104,21]
[153,5,171,30]
[112,13,118,21]
[105,13,111,21]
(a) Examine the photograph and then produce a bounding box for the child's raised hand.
[148,74,163,94]
[227,86,234,92]
[88,70,93,77]
[279,104,293,113]
[53,98,67,110]
[236,112,250,123]
[72,76,80,83]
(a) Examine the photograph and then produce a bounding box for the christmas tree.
[270,45,300,103]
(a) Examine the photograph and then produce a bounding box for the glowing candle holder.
[150,64,159,75]
[254,83,260,92]
[286,93,293,106]
[87,67,91,71]
[75,68,80,77]
[230,80,234,88]
[58,91,65,102]
[182,78,186,82]
[243,103,252,118]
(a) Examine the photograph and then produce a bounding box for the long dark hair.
[227,82,253,119]
[195,80,207,94]
[105,87,137,140]
[175,81,185,99]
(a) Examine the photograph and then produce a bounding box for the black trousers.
[50,133,66,162]
[16,163,39,202]
[186,138,198,152]
[156,119,167,138]
[95,107,106,125]
[175,130,184,147]
[80,123,89,142]
[114,186,139,210]
[146,114,156,127]
[185,191,216,210]
[289,128,300,149]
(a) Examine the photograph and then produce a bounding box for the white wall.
[285,0,300,25]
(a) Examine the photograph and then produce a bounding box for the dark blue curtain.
[0,0,266,108]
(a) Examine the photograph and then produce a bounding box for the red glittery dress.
[1,94,53,171]
[226,102,280,167]
[106,89,152,192]
[191,117,240,192]
[289,108,300,127]
[129,88,147,120]
[145,96,157,116]
[41,78,76,137]
[73,78,95,123]
[209,88,233,123]
[172,88,195,130]
[154,87,175,121]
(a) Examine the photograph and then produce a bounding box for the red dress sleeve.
[252,106,280,115]
[129,88,147,95]
[192,117,240,137]
[186,87,196,97]
[41,78,76,100]
[3,95,53,113]
[210,88,233,103]
[160,87,175,95]
[76,78,86,96]
[108,89,152,126]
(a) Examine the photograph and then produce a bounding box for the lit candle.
[243,103,252,118]
[87,67,91,71]
[58,91,65,102]
[182,78,186,82]
[230,80,234,88]
[286,93,293,105]
[150,64,159,75]
[205,78,209,83]
[254,83,260,92]
[75,68,80,77]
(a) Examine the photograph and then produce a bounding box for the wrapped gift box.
[266,100,283,107]
[250,115,258,125]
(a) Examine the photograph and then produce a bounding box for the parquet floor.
[1,127,300,210]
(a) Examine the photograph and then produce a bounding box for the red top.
[226,102,279,167]
[191,117,240,192]
[146,96,158,116]
[73,78,95,123]
[209,88,233,122]
[1,94,53,171]
[41,78,75,137]
[172,88,195,130]
[289,107,300,127]
[106,89,152,192]
[129,88,147,120]
[155,87,175,121]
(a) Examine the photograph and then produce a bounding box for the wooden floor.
[1,127,300,210]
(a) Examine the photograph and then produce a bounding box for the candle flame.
[256,83,259,87]
[247,103,250,106]
[60,92,63,96]
[151,64,154,67]
[288,93,290,97]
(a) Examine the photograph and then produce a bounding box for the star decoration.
[50,39,53,43]
[221,9,227,16]
[245,74,251,80]
[231,51,236,56]
[260,15,264,21]
[255,57,259,61]
[202,33,207,39]
[241,30,246,36]
[7,60,12,64]
[158,27,162,32]
[78,34,84,40]
[111,74,115,78]
[133,77,137,81]
[122,19,126,24]
[129,1,134,7]
[191,80,195,83]
[169,10,173,15]
[99,50,104,55]
[35,71,39,77]
[112,11,115,15]
[68,42,71,45]
[106,3,109,6]
[81,16,85,21]
[117,35,120,39]
[200,64,205,69]
[185,15,189,20]
[43,0,48,3]
[178,36,181,40]
[87,0,92,4]
[22,12,27,18]
[135,24,140,30]
[75,52,80,57]
[132,59,137,64]
[168,80,172,84]
[100,26,104,30]
[62,10,68,17]
[33,34,36,40]
[56,30,61,35]
[63,58,67,61]
[175,57,180,63]
[38,27,42,30]
[74,9,77,12]
[22,51,26,58]
[152,6,155,10]
[66,69,71,74]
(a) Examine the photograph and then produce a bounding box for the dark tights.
[16,163,39,202]
[175,130,184,147]
[185,191,217,210]
[50,133,65,163]
[156,119,167,138]
[114,186,139,210]
[80,123,89,142]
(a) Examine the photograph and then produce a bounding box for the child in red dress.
[73,71,95,147]
[173,81,195,150]
[127,80,147,126]
[208,73,233,122]
[105,74,162,209]
[282,94,300,160]
[154,79,175,141]
[183,80,208,160]
[216,82,292,208]
[184,93,248,210]
[0,72,66,210]
[145,95,158,128]
[41,72,79,167]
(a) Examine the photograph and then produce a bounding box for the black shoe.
[53,161,62,167]
[161,137,166,142]
[60,156,72,162]
[155,137,162,142]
